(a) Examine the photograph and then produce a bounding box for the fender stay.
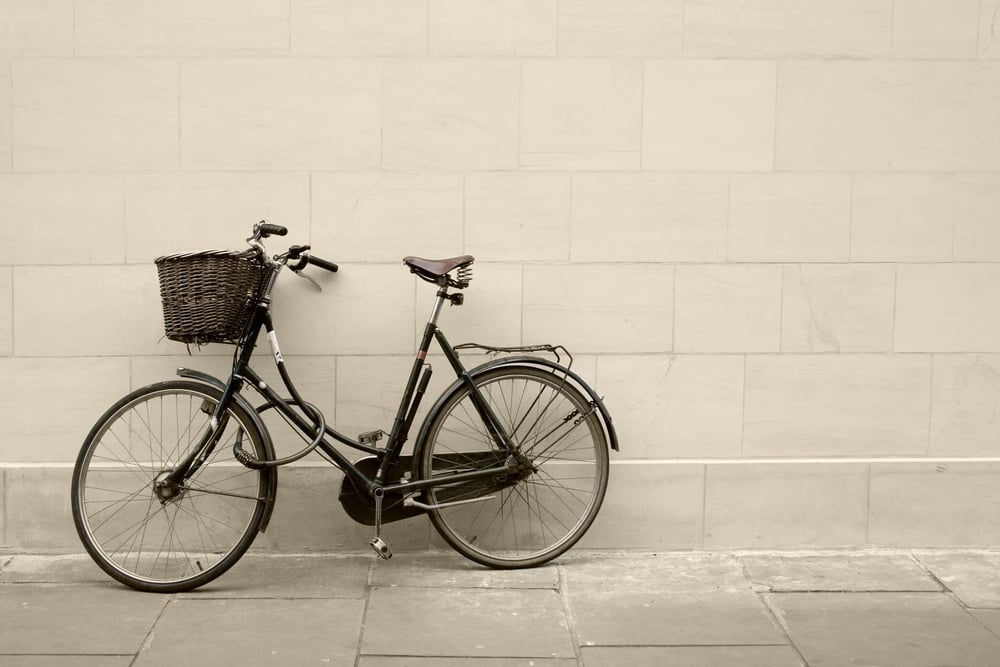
[411,356,620,480]
[176,368,279,532]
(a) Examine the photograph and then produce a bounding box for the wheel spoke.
[424,368,608,568]
[73,382,267,592]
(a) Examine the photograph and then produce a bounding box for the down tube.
[239,366,374,488]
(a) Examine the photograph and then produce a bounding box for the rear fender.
[410,356,619,480]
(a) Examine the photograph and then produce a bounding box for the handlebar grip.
[258,223,288,238]
[307,254,339,273]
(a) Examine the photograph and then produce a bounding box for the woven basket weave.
[155,249,268,345]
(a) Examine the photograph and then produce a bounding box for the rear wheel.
[419,366,609,568]
[71,380,270,592]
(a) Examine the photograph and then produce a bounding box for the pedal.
[358,429,385,445]
[369,537,392,560]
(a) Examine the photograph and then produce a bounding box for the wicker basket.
[155,249,269,345]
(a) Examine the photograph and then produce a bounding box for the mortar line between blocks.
[639,58,646,170]
[176,61,182,171]
[891,260,899,350]
[7,59,13,170]
[670,264,677,351]
[865,462,872,545]
[771,60,778,171]
[777,265,786,353]
[740,354,748,457]
[460,172,467,253]
[1,467,6,547]
[925,356,935,456]
[701,463,708,549]
[848,173,855,261]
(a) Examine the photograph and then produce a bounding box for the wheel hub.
[153,472,185,503]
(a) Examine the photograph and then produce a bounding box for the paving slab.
[568,586,785,647]
[564,553,784,646]
[0,553,108,584]
[369,551,559,589]
[5,549,1000,667]
[562,552,750,592]
[915,551,1000,608]
[359,659,575,667]
[134,598,365,666]
[581,646,805,667]
[0,658,133,667]
[769,592,1000,667]
[179,553,371,599]
[740,552,940,592]
[0,584,167,655]
[362,586,574,658]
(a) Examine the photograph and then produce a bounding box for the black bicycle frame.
[167,281,520,500]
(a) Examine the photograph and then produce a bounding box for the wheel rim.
[75,387,265,586]
[424,369,608,565]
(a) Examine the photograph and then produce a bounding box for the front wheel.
[71,380,271,593]
[419,366,610,568]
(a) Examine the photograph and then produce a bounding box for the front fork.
[162,301,268,489]
[156,398,233,497]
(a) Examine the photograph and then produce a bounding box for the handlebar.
[252,224,339,276]
[307,254,339,273]
[256,222,287,238]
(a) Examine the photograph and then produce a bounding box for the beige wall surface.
[2,0,999,550]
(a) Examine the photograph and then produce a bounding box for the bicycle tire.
[419,365,609,568]
[71,380,270,592]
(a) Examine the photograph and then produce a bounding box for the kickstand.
[369,488,392,560]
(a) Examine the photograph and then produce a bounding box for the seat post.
[427,285,449,329]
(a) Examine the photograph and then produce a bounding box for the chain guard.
[338,456,423,526]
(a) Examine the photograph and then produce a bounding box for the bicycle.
[70,222,619,593]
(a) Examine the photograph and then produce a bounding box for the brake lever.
[293,265,323,291]
[277,245,322,290]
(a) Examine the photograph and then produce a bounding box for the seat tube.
[417,285,450,358]
[375,287,450,484]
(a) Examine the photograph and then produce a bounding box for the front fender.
[176,368,279,532]
[410,356,619,480]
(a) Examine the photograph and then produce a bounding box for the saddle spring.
[455,263,473,288]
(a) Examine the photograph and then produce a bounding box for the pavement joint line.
[765,589,948,594]
[909,552,963,602]
[965,606,1000,644]
[581,643,796,648]
[131,594,172,667]
[556,563,585,667]
[757,592,811,667]
[740,558,812,667]
[353,557,377,667]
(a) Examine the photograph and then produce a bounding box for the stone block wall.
[2,1,999,550]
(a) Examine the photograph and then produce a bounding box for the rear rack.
[452,342,619,452]
[453,343,574,369]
